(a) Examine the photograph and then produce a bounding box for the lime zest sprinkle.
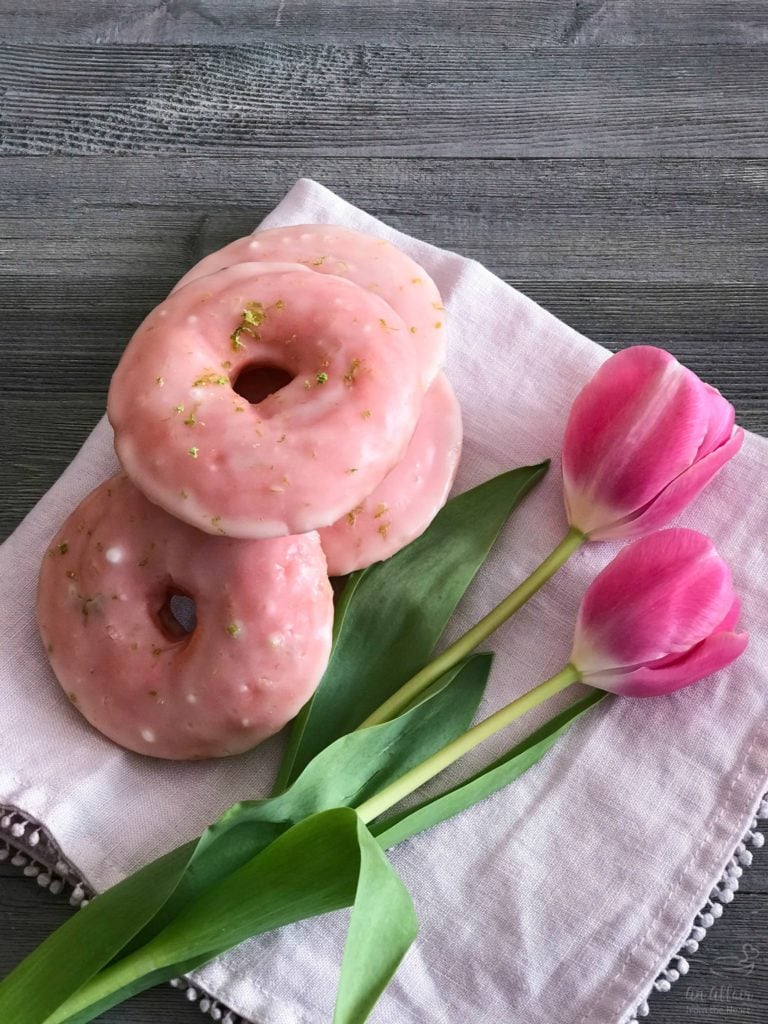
[344,358,362,386]
[155,376,165,386]
[193,373,229,387]
[57,542,69,555]
[226,622,240,637]
[316,372,329,384]
[347,506,363,527]
[188,446,199,459]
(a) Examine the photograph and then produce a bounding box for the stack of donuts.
[38,225,462,760]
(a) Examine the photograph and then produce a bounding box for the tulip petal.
[594,428,744,541]
[590,629,748,697]
[563,347,710,535]
[571,529,737,673]
[697,383,736,459]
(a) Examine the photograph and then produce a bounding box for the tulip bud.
[570,529,747,697]
[563,346,743,540]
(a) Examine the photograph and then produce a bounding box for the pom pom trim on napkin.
[1,797,766,1024]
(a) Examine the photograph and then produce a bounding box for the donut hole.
[233,363,294,404]
[156,589,197,641]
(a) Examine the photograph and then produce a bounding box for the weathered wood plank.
[2,43,768,156]
[1,156,767,284]
[1,1,768,46]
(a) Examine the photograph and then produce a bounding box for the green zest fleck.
[57,542,69,555]
[184,413,197,427]
[226,622,240,637]
[193,373,229,387]
[344,359,361,386]
[173,404,185,414]
[316,372,329,385]
[231,301,269,350]
[188,446,199,459]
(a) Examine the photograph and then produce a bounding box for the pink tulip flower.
[570,529,747,697]
[563,346,743,541]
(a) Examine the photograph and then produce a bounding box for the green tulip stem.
[355,664,581,824]
[358,525,586,730]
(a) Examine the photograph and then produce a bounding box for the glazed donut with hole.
[172,223,447,388]
[37,473,334,760]
[108,262,424,539]
[319,373,463,576]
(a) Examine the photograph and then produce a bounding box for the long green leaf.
[372,690,609,849]
[0,843,195,1024]
[334,824,418,1024]
[274,463,549,790]
[46,810,417,1024]
[130,654,492,947]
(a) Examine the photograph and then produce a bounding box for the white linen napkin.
[2,179,767,1024]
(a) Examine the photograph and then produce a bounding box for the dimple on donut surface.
[36,474,334,760]
[108,264,424,539]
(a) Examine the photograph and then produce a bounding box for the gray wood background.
[1,2,767,1021]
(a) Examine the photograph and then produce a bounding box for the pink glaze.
[37,474,334,760]
[108,263,424,539]
[319,373,462,575]
[172,224,447,388]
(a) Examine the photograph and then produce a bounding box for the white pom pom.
[655,978,672,993]
[719,888,735,904]
[11,822,26,838]
[700,912,715,927]
[637,999,650,1017]
[691,925,706,941]
[676,956,690,975]
[710,901,724,918]
[751,830,765,848]
[685,938,700,953]
[185,986,198,1002]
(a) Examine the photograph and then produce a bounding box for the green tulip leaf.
[130,653,492,947]
[274,462,549,791]
[44,810,417,1024]
[372,689,609,849]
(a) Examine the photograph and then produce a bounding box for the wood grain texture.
[2,1,768,45]
[2,42,768,157]
[1,1,767,1021]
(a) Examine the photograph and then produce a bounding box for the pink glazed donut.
[173,224,447,388]
[319,373,462,575]
[37,474,334,760]
[108,262,424,539]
